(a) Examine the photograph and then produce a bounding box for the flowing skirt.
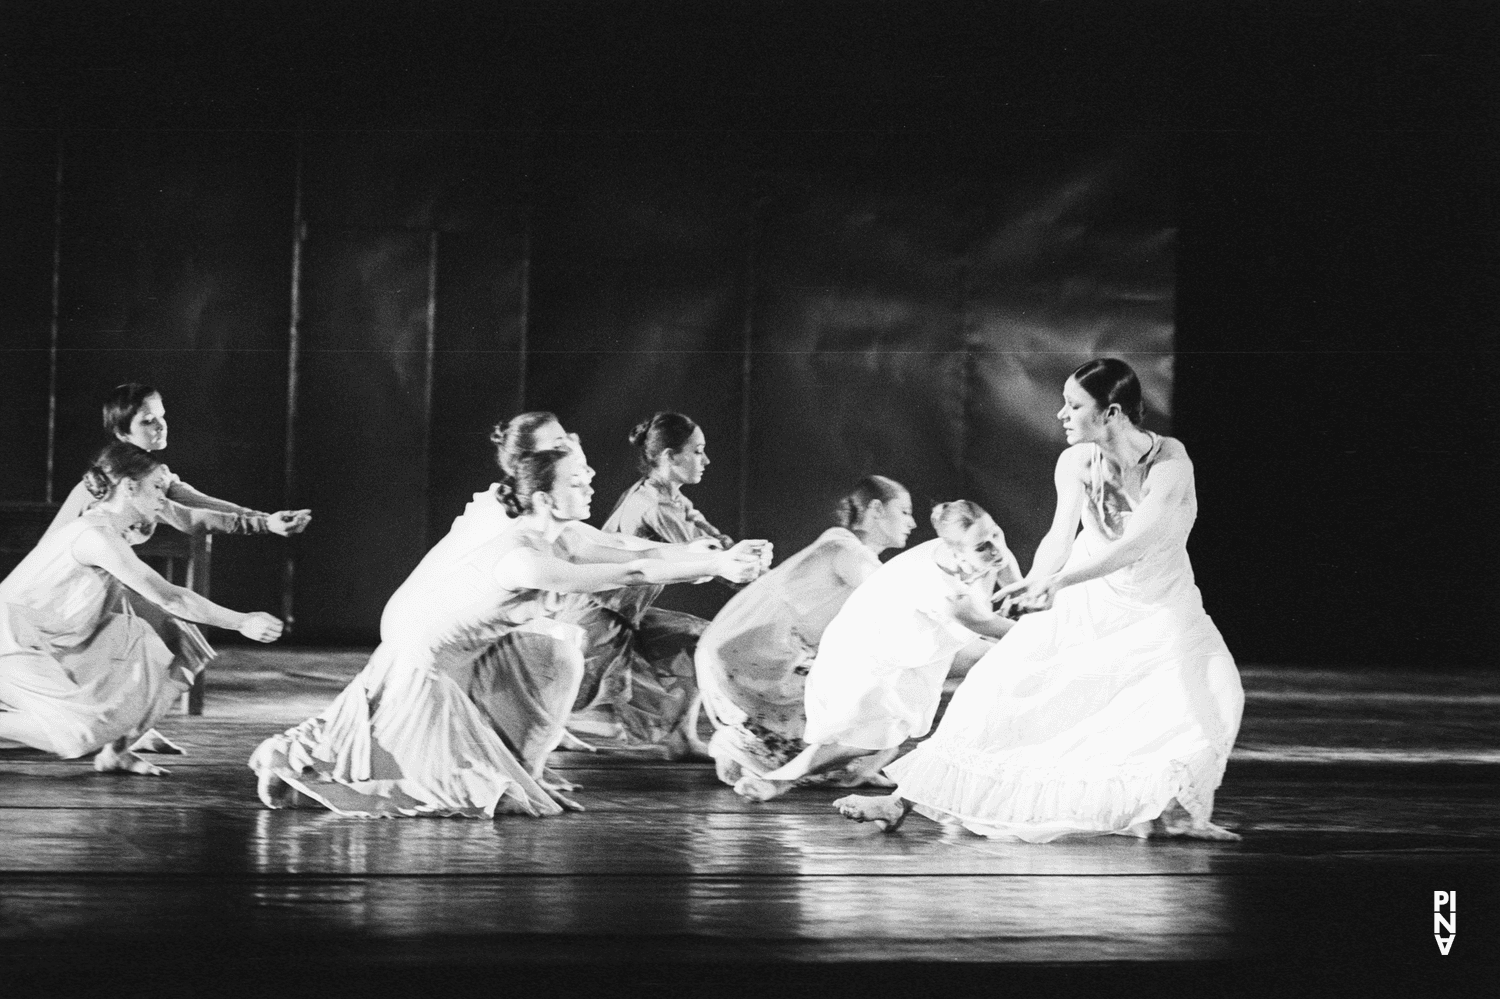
[885,546,1243,841]
[249,640,563,819]
[565,603,706,747]
[0,602,187,758]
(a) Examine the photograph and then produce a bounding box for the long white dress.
[697,527,880,779]
[248,526,569,819]
[0,517,188,758]
[772,539,1000,761]
[884,436,1244,841]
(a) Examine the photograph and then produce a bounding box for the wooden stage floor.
[2,649,1496,997]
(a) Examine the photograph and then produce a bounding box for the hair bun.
[83,465,111,500]
[495,476,523,518]
[627,417,653,449]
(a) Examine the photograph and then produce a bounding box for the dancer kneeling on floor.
[733,500,1020,802]
[696,475,916,785]
[381,411,770,787]
[835,358,1244,839]
[250,447,764,819]
[558,412,762,759]
[45,383,310,752]
[1,442,283,775]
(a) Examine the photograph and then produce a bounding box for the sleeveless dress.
[248,526,569,818]
[767,538,1004,765]
[556,479,725,746]
[0,517,188,758]
[884,436,1244,841]
[45,471,274,686]
[696,527,881,780]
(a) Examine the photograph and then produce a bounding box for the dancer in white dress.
[1,443,283,774]
[380,412,769,786]
[45,384,309,746]
[837,359,1244,839]
[733,500,1020,802]
[250,447,763,818]
[696,476,915,785]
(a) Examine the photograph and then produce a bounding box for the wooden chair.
[0,501,214,715]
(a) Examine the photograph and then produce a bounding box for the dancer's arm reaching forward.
[999,448,1191,614]
[494,539,764,595]
[71,526,284,641]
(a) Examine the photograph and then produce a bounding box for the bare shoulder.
[1056,443,1093,478]
[1152,436,1195,473]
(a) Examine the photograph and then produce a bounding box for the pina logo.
[1433,891,1456,955]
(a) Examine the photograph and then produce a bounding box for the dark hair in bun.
[628,412,698,475]
[496,448,571,517]
[82,441,163,500]
[489,411,561,475]
[1070,358,1145,426]
[930,499,991,540]
[834,475,907,530]
[102,383,161,437]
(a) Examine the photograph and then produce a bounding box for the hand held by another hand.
[267,510,313,537]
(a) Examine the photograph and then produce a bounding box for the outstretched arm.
[494,543,762,594]
[1051,457,1191,588]
[70,527,283,641]
[999,453,1191,615]
[1026,447,1089,582]
[165,478,312,536]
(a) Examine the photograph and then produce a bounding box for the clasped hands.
[992,575,1060,619]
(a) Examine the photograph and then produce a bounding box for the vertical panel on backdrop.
[51,131,297,614]
[291,133,530,638]
[963,136,1177,561]
[0,131,60,501]
[290,134,439,639]
[526,136,754,620]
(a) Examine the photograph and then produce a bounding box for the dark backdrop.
[1,1,1494,667]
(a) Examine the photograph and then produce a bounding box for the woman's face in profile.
[119,394,169,452]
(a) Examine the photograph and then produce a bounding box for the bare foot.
[540,767,581,792]
[257,769,297,808]
[734,774,792,802]
[556,730,599,753]
[661,726,714,763]
[1151,799,1241,841]
[546,786,586,812]
[834,794,912,833]
[129,728,186,755]
[94,744,168,776]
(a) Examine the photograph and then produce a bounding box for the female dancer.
[250,447,764,818]
[696,476,915,785]
[46,384,308,730]
[380,412,768,781]
[836,359,1244,839]
[734,500,1020,802]
[1,443,283,774]
[49,383,311,539]
[559,412,751,757]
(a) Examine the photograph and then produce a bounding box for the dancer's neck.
[1098,424,1156,469]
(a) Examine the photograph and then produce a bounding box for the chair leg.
[182,669,206,715]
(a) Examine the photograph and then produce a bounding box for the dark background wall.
[1,1,1494,667]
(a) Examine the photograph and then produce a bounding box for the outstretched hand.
[267,509,313,536]
[730,539,773,571]
[239,612,284,643]
[994,576,1059,619]
[715,547,765,585]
